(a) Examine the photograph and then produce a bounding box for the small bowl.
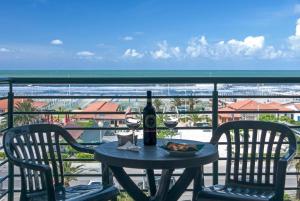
[116,133,138,146]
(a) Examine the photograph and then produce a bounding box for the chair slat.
[225,130,232,182]
[15,135,35,191]
[265,130,276,184]
[55,133,64,185]
[241,128,249,182]
[30,132,46,190]
[257,129,267,184]
[46,132,59,186]
[23,133,41,190]
[273,133,285,184]
[233,128,240,182]
[38,132,50,166]
[249,128,257,183]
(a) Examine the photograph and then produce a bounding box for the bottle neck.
[147,97,152,105]
[146,91,152,105]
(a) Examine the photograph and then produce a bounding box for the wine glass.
[163,104,179,143]
[125,106,142,145]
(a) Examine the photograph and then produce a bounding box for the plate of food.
[160,142,205,157]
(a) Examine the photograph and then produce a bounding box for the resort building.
[73,101,125,127]
[0,98,48,113]
[218,99,292,123]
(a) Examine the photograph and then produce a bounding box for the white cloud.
[288,18,300,50]
[0,48,11,52]
[186,35,269,59]
[76,51,95,57]
[50,39,63,45]
[123,36,133,41]
[151,41,180,59]
[186,36,209,58]
[123,49,144,58]
[261,46,285,59]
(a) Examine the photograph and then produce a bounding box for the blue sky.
[0,0,300,70]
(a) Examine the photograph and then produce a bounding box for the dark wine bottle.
[143,91,157,145]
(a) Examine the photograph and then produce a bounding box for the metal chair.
[3,124,119,201]
[196,121,297,201]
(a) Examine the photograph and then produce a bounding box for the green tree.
[173,98,182,107]
[188,98,197,111]
[189,114,201,126]
[258,114,277,122]
[156,114,177,139]
[63,161,84,187]
[153,98,163,112]
[14,101,37,126]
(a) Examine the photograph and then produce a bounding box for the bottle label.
[145,114,156,129]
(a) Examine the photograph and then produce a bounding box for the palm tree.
[63,161,84,187]
[188,98,197,111]
[153,98,163,112]
[14,101,37,126]
[189,114,201,126]
[173,98,182,107]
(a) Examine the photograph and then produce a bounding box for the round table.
[94,139,218,201]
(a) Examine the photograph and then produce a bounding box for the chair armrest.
[69,142,95,154]
[58,127,95,154]
[7,155,56,200]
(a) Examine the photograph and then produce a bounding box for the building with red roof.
[74,101,125,126]
[218,99,292,124]
[0,98,48,113]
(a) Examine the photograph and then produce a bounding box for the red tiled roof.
[226,100,290,111]
[0,98,47,111]
[219,107,241,118]
[74,101,123,120]
[64,123,84,139]
[32,101,48,108]
[292,103,300,111]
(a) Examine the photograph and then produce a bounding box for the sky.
[0,0,300,70]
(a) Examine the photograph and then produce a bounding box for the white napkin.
[117,141,141,152]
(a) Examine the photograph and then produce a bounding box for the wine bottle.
[143,91,157,145]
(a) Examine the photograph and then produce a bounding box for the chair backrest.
[4,124,75,195]
[211,120,296,187]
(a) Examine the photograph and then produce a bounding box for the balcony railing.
[1,76,300,200]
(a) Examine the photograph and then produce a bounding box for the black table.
[94,139,218,201]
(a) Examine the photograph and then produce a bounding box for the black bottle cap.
[147,91,151,97]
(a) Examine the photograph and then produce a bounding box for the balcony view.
[1,1,300,201]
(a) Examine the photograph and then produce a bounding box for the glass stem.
[132,130,135,145]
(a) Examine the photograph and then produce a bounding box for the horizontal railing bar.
[14,95,300,99]
[0,97,8,100]
[12,110,300,115]
[219,95,300,98]
[64,126,212,130]
[0,112,8,116]
[8,76,300,84]
[13,111,212,115]
[218,110,300,113]
[14,95,213,99]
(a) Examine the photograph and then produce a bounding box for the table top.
[94,139,218,169]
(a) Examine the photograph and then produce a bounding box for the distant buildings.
[218,99,293,124]
[0,98,48,113]
[74,101,125,127]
